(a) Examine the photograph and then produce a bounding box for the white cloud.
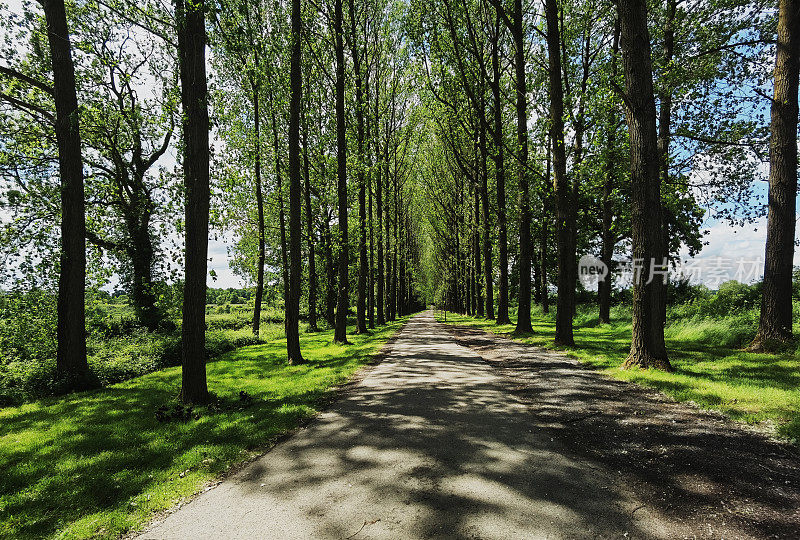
[207,235,244,289]
[677,217,800,287]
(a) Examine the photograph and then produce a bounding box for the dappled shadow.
[0,321,407,539]
[141,313,674,539]
[446,323,800,539]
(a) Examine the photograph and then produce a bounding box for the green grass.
[0,317,408,539]
[436,307,800,443]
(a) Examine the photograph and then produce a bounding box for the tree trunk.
[652,0,676,355]
[751,0,799,351]
[391,174,399,320]
[350,6,368,335]
[513,0,532,333]
[491,28,510,325]
[365,68,375,329]
[334,0,349,343]
[474,166,484,317]
[286,0,304,364]
[301,122,318,333]
[368,145,375,329]
[128,214,160,331]
[617,0,673,371]
[302,102,318,333]
[546,0,575,346]
[252,80,266,337]
[177,0,210,402]
[43,0,89,388]
[599,21,620,325]
[479,96,494,320]
[271,109,290,334]
[540,134,551,315]
[322,215,337,327]
[376,83,385,326]
[539,219,549,314]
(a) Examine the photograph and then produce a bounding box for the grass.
[0,317,408,539]
[435,306,800,444]
[0,304,287,405]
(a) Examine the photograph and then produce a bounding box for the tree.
[40,0,89,387]
[348,0,368,334]
[598,20,620,325]
[333,0,350,344]
[286,0,305,364]
[750,0,799,351]
[545,0,575,346]
[177,0,211,402]
[510,0,531,334]
[616,0,672,371]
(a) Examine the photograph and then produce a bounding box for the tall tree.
[177,0,211,401]
[617,0,672,371]
[546,0,575,346]
[302,103,318,332]
[511,0,532,333]
[286,0,304,363]
[489,9,509,325]
[42,0,88,386]
[599,20,620,325]
[333,0,350,343]
[750,0,800,351]
[375,39,386,325]
[349,0,368,334]
[251,69,266,336]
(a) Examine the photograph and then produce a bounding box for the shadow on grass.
[0,318,408,539]
[437,311,800,442]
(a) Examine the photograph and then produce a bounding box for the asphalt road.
[137,311,716,539]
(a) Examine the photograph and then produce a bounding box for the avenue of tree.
[0,0,796,401]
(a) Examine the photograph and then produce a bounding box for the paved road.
[137,311,679,539]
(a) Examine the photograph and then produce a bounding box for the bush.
[0,304,275,406]
[0,289,57,365]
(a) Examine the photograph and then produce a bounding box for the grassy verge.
[435,308,800,444]
[0,317,408,539]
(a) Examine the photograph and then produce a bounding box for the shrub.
[0,305,275,406]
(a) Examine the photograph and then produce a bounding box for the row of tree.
[0,0,797,400]
[1,0,425,401]
[411,0,798,368]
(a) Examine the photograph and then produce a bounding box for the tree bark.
[322,214,337,327]
[251,79,266,337]
[391,172,399,319]
[367,131,375,329]
[43,0,89,387]
[127,214,160,331]
[479,94,494,320]
[751,0,800,351]
[286,0,304,364]
[177,0,210,402]
[271,109,290,333]
[652,0,676,356]
[349,2,368,334]
[491,26,510,325]
[617,0,673,371]
[376,79,385,326]
[334,0,350,343]
[599,22,620,325]
[302,102,318,333]
[513,0,532,333]
[474,171,483,317]
[540,134,551,315]
[546,0,575,346]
